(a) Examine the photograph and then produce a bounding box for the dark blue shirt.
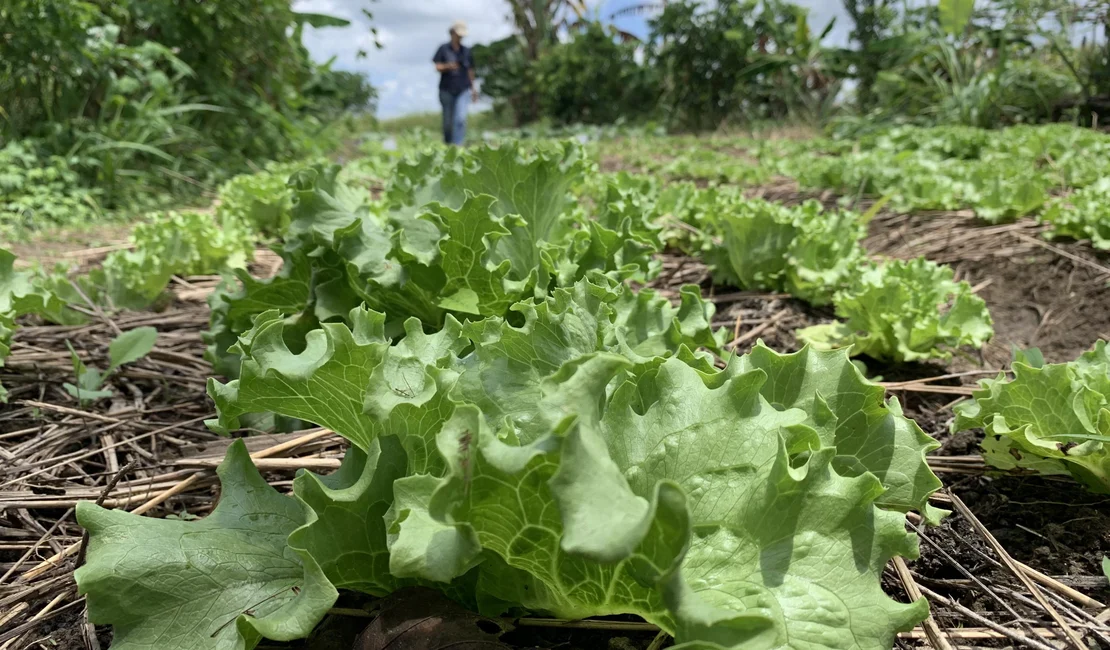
[433,42,473,96]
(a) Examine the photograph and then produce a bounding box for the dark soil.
[956,253,1110,366]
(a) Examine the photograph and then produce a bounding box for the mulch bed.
[2,171,1109,649]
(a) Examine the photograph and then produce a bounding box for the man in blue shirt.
[433,21,478,145]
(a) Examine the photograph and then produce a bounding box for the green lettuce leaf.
[75,439,337,650]
[954,341,1110,493]
[1041,178,1110,250]
[733,343,944,521]
[453,274,722,438]
[0,247,81,324]
[423,193,531,316]
[797,258,993,362]
[207,306,391,448]
[579,357,926,648]
[425,358,682,623]
[216,167,294,237]
[433,142,589,274]
[717,199,865,305]
[289,436,409,595]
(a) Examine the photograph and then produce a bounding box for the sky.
[292,1,856,118]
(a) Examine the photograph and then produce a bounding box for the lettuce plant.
[717,198,866,305]
[204,142,661,376]
[797,258,993,362]
[215,167,294,237]
[56,209,255,311]
[79,274,941,650]
[777,125,1071,222]
[1,247,87,400]
[954,343,1110,493]
[1040,179,1110,250]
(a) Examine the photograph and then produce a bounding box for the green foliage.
[465,0,1096,130]
[1041,179,1110,249]
[778,124,1110,221]
[76,439,337,650]
[130,211,254,277]
[0,246,87,401]
[842,0,900,111]
[205,142,661,376]
[63,210,255,311]
[954,341,1110,493]
[0,249,82,326]
[938,0,976,35]
[648,0,837,130]
[622,147,773,187]
[108,326,159,370]
[717,199,867,304]
[64,326,159,403]
[472,36,537,125]
[0,142,101,235]
[166,272,939,649]
[533,23,658,125]
[848,12,1073,128]
[65,342,115,404]
[216,168,295,238]
[797,258,993,362]
[0,0,373,230]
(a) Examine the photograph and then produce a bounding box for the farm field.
[1,123,1108,650]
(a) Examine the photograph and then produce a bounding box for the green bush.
[0,141,101,235]
[647,0,836,130]
[534,23,658,125]
[0,0,373,226]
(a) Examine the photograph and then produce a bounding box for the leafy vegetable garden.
[1,125,1109,650]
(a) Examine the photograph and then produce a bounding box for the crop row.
[1,135,1107,650]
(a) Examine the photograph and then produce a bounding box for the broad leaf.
[207,306,391,447]
[560,357,928,648]
[797,258,993,362]
[422,193,529,316]
[108,326,158,372]
[76,439,337,650]
[290,437,408,595]
[954,341,1110,493]
[939,0,975,35]
[733,343,944,521]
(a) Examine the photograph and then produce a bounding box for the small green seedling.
[65,326,158,404]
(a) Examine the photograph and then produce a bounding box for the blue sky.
[294,1,856,118]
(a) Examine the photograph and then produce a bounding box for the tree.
[843,0,898,112]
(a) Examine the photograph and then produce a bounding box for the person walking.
[433,21,478,145]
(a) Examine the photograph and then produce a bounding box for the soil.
[864,209,1110,367]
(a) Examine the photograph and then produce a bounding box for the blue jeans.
[439,89,469,145]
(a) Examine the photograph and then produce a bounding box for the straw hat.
[450,20,468,37]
